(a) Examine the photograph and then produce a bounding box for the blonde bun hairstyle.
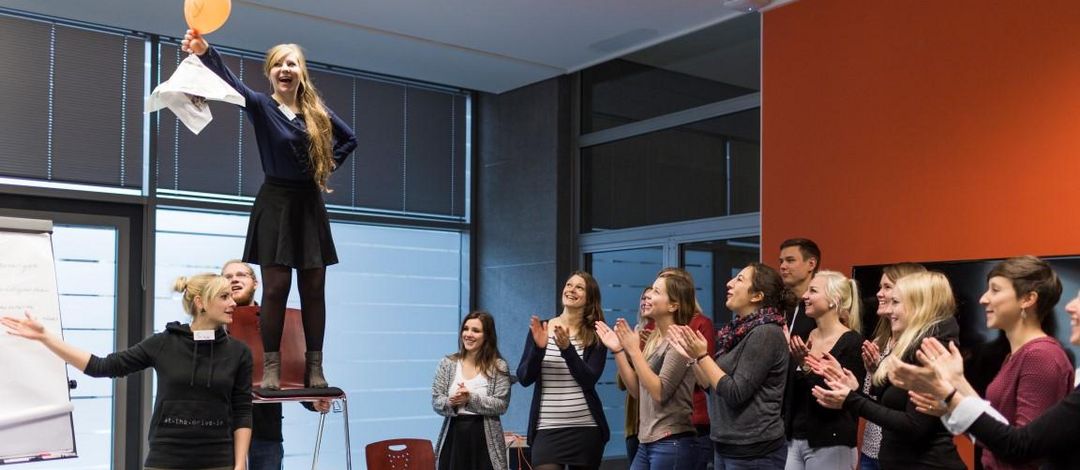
[173,273,230,317]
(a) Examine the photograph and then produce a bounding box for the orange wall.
[762,0,1080,274]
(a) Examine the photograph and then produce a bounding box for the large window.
[0,12,144,192]
[154,209,465,467]
[582,108,759,231]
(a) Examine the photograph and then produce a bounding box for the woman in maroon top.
[971,256,1072,469]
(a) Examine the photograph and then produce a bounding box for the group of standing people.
[429,238,1080,470]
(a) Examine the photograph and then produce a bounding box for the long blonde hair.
[264,44,335,193]
[873,271,956,385]
[872,263,927,349]
[814,270,862,334]
[173,273,230,318]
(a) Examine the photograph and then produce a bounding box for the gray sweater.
[709,323,789,446]
[431,357,512,470]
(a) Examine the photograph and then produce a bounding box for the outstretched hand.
[529,316,548,349]
[1,312,47,341]
[181,29,209,55]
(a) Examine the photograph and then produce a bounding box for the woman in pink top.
[977,256,1074,470]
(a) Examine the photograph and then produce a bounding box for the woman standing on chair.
[432,311,513,470]
[2,274,253,470]
[182,30,358,389]
[517,271,609,470]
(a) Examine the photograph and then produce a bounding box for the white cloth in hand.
[146,54,245,134]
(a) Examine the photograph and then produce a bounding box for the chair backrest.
[230,305,308,389]
[365,438,436,470]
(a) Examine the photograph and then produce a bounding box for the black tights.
[259,265,326,352]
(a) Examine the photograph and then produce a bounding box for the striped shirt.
[537,334,597,429]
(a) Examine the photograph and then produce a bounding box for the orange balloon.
[185,0,231,35]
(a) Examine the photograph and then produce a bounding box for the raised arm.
[182,29,259,104]
[515,317,548,386]
[597,320,639,398]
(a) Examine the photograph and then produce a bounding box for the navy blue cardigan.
[515,327,609,446]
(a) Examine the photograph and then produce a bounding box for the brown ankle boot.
[262,352,281,390]
[305,351,328,388]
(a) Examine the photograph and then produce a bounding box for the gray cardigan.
[709,323,789,446]
[431,356,512,470]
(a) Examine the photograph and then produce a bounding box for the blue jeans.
[713,443,786,470]
[858,453,880,470]
[690,433,713,470]
[248,438,283,470]
[630,434,697,470]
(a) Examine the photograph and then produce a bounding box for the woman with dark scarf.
[668,262,791,469]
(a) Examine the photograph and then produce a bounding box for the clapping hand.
[448,382,470,407]
[862,340,883,372]
[553,324,571,350]
[595,320,622,352]
[613,319,640,355]
[908,390,947,417]
[788,334,813,367]
[917,338,965,389]
[811,361,858,410]
[806,352,849,385]
[529,316,548,348]
[668,324,709,360]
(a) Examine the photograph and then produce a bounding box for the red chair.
[231,305,353,469]
[365,438,436,470]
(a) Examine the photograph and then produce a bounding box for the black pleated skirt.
[531,426,604,468]
[243,176,338,269]
[438,415,493,470]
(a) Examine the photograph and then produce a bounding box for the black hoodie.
[85,321,253,469]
